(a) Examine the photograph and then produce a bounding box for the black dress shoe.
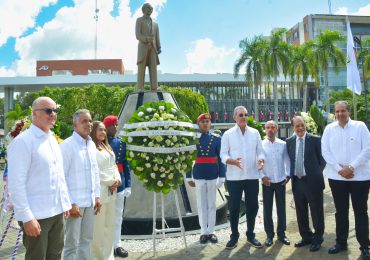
[225,238,238,249]
[361,248,370,260]
[208,234,218,243]
[265,237,273,247]
[328,244,347,254]
[200,234,208,244]
[247,238,263,248]
[310,242,321,252]
[114,247,129,258]
[294,239,312,247]
[278,236,291,245]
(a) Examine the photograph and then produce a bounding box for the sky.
[0,0,370,77]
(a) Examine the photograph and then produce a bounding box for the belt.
[195,157,218,164]
[116,163,124,173]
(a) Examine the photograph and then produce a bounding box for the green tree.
[289,41,315,112]
[264,29,290,121]
[234,35,266,122]
[310,30,346,113]
[5,103,31,130]
[358,38,370,78]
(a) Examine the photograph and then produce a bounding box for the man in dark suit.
[286,116,326,252]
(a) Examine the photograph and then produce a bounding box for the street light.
[353,35,369,128]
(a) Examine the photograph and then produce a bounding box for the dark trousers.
[19,213,64,260]
[262,180,286,239]
[329,179,370,250]
[292,177,324,243]
[227,179,259,240]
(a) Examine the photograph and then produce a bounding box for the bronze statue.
[135,3,161,91]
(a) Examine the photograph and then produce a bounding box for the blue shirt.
[108,135,131,192]
[186,132,226,180]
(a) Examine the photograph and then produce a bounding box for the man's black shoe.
[225,239,238,249]
[361,248,370,260]
[265,237,273,247]
[114,247,128,258]
[200,234,208,244]
[208,234,218,243]
[328,244,347,254]
[278,236,291,245]
[247,238,263,248]
[309,242,321,252]
[294,239,312,247]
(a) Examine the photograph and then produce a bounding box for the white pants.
[114,191,125,249]
[91,195,116,260]
[64,206,94,260]
[194,179,217,235]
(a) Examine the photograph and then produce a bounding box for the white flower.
[143,138,147,142]
[160,173,166,178]
[160,166,165,172]
[157,181,163,187]
[146,108,153,113]
[143,179,148,183]
[136,167,144,172]
[159,106,165,111]
[128,136,133,143]
[145,163,151,168]
[146,156,149,160]
[168,173,174,180]
[129,151,135,158]
[138,111,144,117]
[148,142,154,147]
[172,136,178,142]
[165,139,172,146]
[153,165,159,171]
[170,108,176,113]
[182,164,187,170]
[145,116,149,120]
[151,172,156,179]
[155,136,163,142]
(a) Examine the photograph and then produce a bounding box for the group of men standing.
[7,97,131,259]
[187,102,369,260]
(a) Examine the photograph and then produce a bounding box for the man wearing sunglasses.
[8,97,71,260]
[186,113,226,244]
[220,106,265,249]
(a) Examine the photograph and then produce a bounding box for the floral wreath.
[122,101,199,194]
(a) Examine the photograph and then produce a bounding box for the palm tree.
[358,38,370,78]
[5,104,30,130]
[289,41,315,112]
[234,36,266,122]
[310,30,346,113]
[264,29,290,121]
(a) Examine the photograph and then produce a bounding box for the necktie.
[296,137,304,178]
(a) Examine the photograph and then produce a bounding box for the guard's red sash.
[116,163,124,173]
[195,157,217,164]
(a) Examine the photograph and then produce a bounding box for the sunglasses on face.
[34,108,58,115]
[265,126,276,130]
[238,113,248,117]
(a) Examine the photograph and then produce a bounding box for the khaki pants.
[19,213,64,260]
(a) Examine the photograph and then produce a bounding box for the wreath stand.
[152,189,187,256]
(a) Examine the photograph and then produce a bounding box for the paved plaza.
[0,179,368,259]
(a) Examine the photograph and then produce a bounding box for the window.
[293,31,299,40]
[52,70,72,75]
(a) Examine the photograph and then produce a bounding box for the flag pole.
[353,92,357,120]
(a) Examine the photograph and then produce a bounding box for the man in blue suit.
[186,113,226,244]
[103,116,131,258]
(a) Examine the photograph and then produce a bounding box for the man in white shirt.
[220,106,265,249]
[321,101,370,259]
[261,121,291,247]
[8,97,71,260]
[61,109,101,260]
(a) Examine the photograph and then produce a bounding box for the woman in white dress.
[90,121,121,260]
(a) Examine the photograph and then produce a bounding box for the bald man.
[8,97,71,260]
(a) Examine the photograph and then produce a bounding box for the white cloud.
[7,0,166,76]
[183,38,237,74]
[0,0,57,46]
[335,4,370,15]
[0,66,16,77]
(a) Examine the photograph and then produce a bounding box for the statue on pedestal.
[136,3,161,91]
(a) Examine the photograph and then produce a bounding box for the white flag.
[346,17,362,95]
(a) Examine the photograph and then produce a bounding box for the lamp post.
[354,35,369,128]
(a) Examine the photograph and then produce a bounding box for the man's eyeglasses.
[265,126,277,130]
[238,113,248,117]
[34,108,58,115]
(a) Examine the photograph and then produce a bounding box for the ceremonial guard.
[186,113,226,244]
[103,116,131,258]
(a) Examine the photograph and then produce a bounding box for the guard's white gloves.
[216,177,225,189]
[123,187,131,197]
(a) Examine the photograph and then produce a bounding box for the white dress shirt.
[96,148,121,203]
[295,133,307,177]
[60,131,101,207]
[321,119,370,181]
[8,124,71,222]
[261,138,290,183]
[220,125,265,180]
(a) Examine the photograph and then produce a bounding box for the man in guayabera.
[103,115,131,258]
[186,113,226,244]
[135,3,161,91]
